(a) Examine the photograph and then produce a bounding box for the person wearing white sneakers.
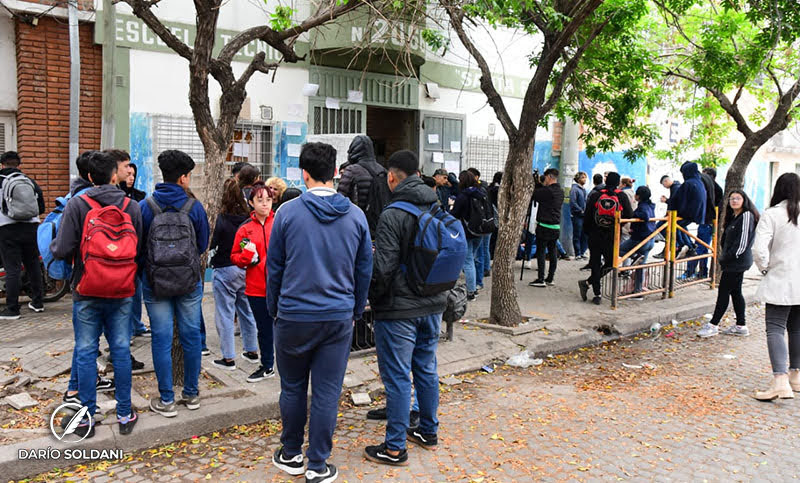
[697,189,758,338]
[752,173,800,401]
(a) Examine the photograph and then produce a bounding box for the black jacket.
[337,135,385,211]
[719,211,756,272]
[210,213,250,268]
[120,182,146,202]
[532,183,564,226]
[369,175,448,320]
[700,173,718,225]
[584,187,634,237]
[50,184,143,296]
[451,186,486,240]
[0,167,45,217]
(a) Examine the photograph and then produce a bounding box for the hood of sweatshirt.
[347,135,377,164]
[463,186,486,199]
[301,189,352,224]
[390,175,439,205]
[680,161,700,180]
[69,177,94,196]
[152,182,191,209]
[82,184,129,207]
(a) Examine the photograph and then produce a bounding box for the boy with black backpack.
[337,135,391,237]
[50,151,142,437]
[364,150,467,466]
[0,151,45,320]
[139,150,209,418]
[579,172,633,305]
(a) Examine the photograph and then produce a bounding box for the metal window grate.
[313,106,363,135]
[464,136,508,175]
[0,123,5,153]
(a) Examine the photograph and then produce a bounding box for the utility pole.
[68,0,80,180]
[100,0,116,149]
[559,118,580,256]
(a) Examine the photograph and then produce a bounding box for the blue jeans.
[475,235,491,287]
[686,224,713,277]
[247,296,274,369]
[274,318,352,472]
[130,275,147,335]
[213,266,258,360]
[143,278,203,404]
[619,238,654,293]
[375,314,441,450]
[676,220,694,250]
[463,237,481,293]
[74,297,133,418]
[571,216,588,257]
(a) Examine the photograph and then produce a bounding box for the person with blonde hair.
[266,177,287,209]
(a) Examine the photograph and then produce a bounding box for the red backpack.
[76,196,138,298]
[594,189,622,229]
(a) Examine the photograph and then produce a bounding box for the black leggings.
[710,271,746,326]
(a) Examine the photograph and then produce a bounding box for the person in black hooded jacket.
[337,135,385,210]
[451,170,485,300]
[697,189,758,338]
[529,168,564,287]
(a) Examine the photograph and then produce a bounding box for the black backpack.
[362,163,392,237]
[145,197,202,298]
[465,193,496,236]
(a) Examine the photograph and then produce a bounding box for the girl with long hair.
[697,189,759,338]
[209,178,260,371]
[753,173,800,400]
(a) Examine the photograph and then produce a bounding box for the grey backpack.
[1,172,39,220]
[145,197,201,298]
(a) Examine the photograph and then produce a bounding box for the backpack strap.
[120,197,131,212]
[146,196,163,216]
[179,198,196,214]
[386,201,422,217]
[80,195,102,211]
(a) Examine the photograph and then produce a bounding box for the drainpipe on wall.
[68,0,80,180]
[100,0,115,149]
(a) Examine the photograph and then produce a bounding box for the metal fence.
[464,136,508,175]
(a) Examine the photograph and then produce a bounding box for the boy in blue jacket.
[620,186,657,298]
[668,162,707,258]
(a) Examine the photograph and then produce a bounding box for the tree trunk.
[723,135,764,195]
[490,140,536,327]
[202,147,229,232]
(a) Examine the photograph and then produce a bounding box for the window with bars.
[464,136,509,176]
[151,116,274,198]
[0,114,15,153]
[311,105,365,135]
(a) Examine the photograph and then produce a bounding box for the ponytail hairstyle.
[769,172,800,225]
[724,189,759,229]
[220,178,249,216]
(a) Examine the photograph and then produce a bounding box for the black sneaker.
[27,302,44,313]
[201,348,211,356]
[407,428,438,450]
[242,351,259,364]
[0,308,20,320]
[63,391,80,404]
[529,279,546,287]
[467,292,477,301]
[59,412,95,439]
[213,358,236,371]
[545,279,555,286]
[483,270,491,278]
[118,410,138,435]
[364,443,409,466]
[305,463,338,483]
[96,377,115,393]
[409,410,420,429]
[134,328,152,337]
[579,263,592,271]
[131,356,145,371]
[272,446,305,476]
[592,296,602,305]
[247,365,275,383]
[366,406,387,420]
[579,280,589,302]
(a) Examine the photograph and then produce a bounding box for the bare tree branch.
[766,66,784,97]
[121,0,193,60]
[441,1,519,138]
[708,87,754,138]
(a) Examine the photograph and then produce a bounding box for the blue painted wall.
[130,113,154,194]
[275,121,307,190]
[716,158,771,212]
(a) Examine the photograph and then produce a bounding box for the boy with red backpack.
[579,172,633,305]
[51,151,143,438]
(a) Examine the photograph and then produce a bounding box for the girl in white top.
[752,172,800,400]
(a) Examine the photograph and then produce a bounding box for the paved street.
[23,304,800,482]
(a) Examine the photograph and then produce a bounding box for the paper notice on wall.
[288,103,304,118]
[286,167,302,180]
[427,134,439,144]
[287,143,302,158]
[302,84,319,96]
[450,141,462,153]
[325,97,341,110]
[445,160,461,174]
[233,142,249,158]
[285,123,302,137]
[432,152,444,164]
[347,90,363,103]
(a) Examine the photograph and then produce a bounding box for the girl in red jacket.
[231,181,276,383]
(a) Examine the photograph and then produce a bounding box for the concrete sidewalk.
[0,258,760,480]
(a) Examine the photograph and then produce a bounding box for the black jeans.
[709,271,745,326]
[0,223,43,313]
[535,226,559,282]
[587,233,613,297]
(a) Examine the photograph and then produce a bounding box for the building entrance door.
[366,106,418,166]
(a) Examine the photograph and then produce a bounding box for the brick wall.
[15,17,102,208]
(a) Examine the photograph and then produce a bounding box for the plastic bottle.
[649,322,661,333]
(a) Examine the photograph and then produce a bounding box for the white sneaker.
[697,322,719,338]
[722,325,750,337]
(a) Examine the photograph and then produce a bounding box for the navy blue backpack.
[387,201,468,296]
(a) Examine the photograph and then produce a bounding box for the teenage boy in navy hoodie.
[51,151,142,437]
[267,142,372,483]
[139,150,209,418]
